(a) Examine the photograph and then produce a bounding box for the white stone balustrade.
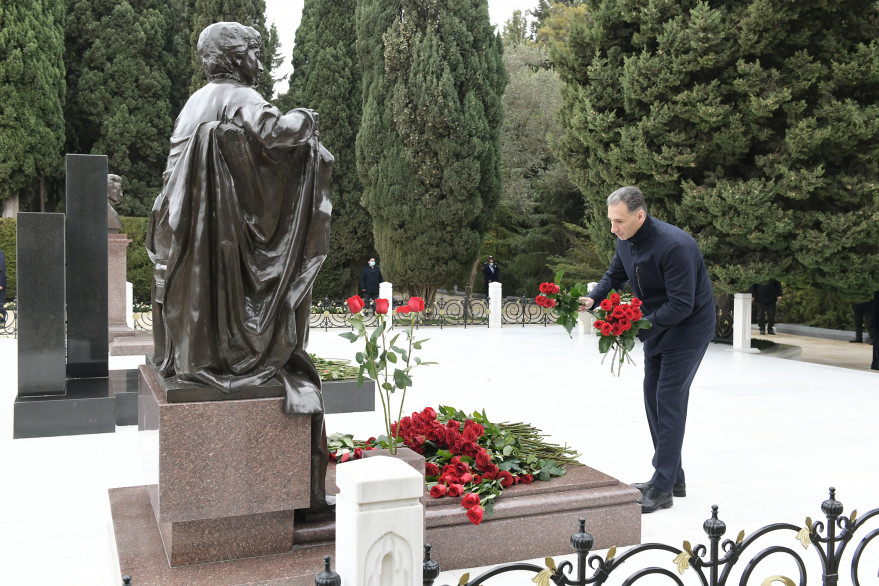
[732,292,754,351]
[335,456,424,586]
[488,281,502,328]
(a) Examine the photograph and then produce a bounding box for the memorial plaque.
[16,213,66,397]
[65,154,109,378]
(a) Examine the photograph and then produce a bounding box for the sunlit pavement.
[1,326,876,584]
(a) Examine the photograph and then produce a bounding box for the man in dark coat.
[579,186,715,513]
[750,279,782,335]
[359,257,383,306]
[482,255,499,292]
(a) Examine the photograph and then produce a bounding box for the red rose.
[466,505,484,525]
[447,484,464,497]
[409,435,426,451]
[460,472,473,484]
[427,426,445,443]
[546,298,557,308]
[539,282,549,294]
[340,452,351,463]
[611,323,623,336]
[395,305,410,314]
[535,295,547,307]
[461,493,480,509]
[521,474,533,484]
[375,298,389,314]
[499,470,514,488]
[600,298,613,311]
[633,308,642,320]
[463,427,479,443]
[354,447,363,459]
[408,296,425,312]
[552,283,560,294]
[612,306,626,318]
[609,292,621,305]
[625,307,635,319]
[447,420,461,430]
[593,320,605,330]
[467,422,485,437]
[462,441,479,458]
[473,474,482,484]
[631,297,642,308]
[600,323,613,336]
[475,449,492,470]
[425,462,440,477]
[423,407,437,420]
[619,318,631,331]
[346,295,365,314]
[430,484,447,498]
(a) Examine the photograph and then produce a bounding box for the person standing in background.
[359,257,383,307]
[482,255,499,293]
[750,279,782,335]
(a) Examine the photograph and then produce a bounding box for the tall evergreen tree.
[554,0,879,299]
[0,0,66,213]
[65,0,183,216]
[281,0,372,299]
[356,0,506,301]
[188,0,279,98]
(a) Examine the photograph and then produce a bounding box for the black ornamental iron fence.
[0,305,15,337]
[310,487,879,586]
[414,487,879,586]
[714,304,734,342]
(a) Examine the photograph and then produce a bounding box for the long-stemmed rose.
[341,295,434,454]
[536,270,592,337]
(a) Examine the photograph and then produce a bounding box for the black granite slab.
[110,369,140,426]
[13,377,115,438]
[16,213,67,398]
[65,154,109,379]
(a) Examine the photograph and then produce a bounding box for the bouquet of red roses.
[590,290,651,376]
[535,271,592,337]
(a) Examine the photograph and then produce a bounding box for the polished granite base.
[13,377,116,439]
[111,460,640,581]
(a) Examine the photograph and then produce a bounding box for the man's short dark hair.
[607,186,647,214]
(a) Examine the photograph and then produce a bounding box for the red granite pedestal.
[137,364,311,567]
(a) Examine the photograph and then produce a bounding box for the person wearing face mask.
[482,255,499,293]
[359,257,383,307]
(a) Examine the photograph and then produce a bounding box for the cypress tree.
[65,0,182,216]
[282,0,373,299]
[188,0,279,99]
[356,0,505,301]
[554,0,879,299]
[0,0,66,212]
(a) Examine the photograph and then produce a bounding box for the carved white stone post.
[577,282,599,335]
[733,292,752,350]
[126,282,134,330]
[488,281,502,328]
[336,456,424,586]
[380,281,394,327]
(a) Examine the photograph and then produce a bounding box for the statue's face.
[108,177,122,205]
[238,46,263,87]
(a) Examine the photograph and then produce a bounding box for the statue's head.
[108,174,123,206]
[197,22,262,87]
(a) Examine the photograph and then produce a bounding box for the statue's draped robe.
[146,80,333,414]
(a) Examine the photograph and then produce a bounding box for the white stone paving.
[1,326,877,585]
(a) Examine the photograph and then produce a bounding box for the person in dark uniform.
[578,186,715,514]
[359,257,383,306]
[750,279,782,335]
[850,298,875,344]
[482,255,499,292]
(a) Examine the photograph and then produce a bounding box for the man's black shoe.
[849,338,863,343]
[759,329,765,335]
[640,485,673,513]
[632,481,686,497]
[767,329,775,335]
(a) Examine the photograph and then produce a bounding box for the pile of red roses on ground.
[327,405,579,525]
[590,290,651,376]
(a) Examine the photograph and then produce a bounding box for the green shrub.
[0,218,16,300]
[776,285,854,331]
[120,216,151,303]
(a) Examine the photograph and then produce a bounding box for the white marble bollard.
[379,282,394,326]
[732,292,752,351]
[335,456,424,586]
[488,281,502,328]
[577,282,599,335]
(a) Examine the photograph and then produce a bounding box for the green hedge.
[120,216,152,303]
[0,218,16,300]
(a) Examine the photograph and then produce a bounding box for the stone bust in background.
[107,174,123,234]
[145,21,335,510]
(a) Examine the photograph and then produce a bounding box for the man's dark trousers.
[756,302,776,332]
[643,341,709,494]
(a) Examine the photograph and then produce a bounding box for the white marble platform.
[1,326,877,585]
